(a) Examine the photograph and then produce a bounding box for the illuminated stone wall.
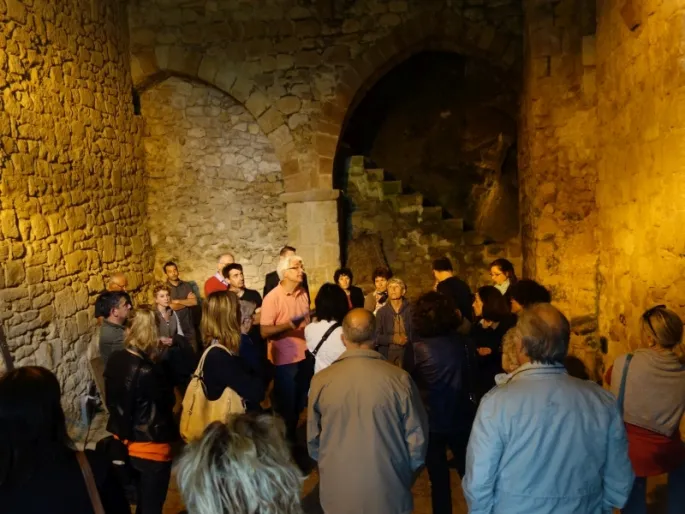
[128,0,523,290]
[519,0,600,375]
[141,77,287,294]
[0,0,152,409]
[596,0,685,360]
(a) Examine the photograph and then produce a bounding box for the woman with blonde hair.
[199,291,264,412]
[152,282,184,341]
[606,305,685,513]
[104,305,178,514]
[176,414,303,514]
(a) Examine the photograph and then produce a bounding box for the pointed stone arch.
[313,12,521,184]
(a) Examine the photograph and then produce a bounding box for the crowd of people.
[1,245,685,514]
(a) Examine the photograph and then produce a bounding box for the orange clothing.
[114,436,172,462]
[260,284,310,365]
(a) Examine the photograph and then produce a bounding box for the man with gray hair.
[260,253,310,444]
[308,308,428,514]
[376,277,413,366]
[463,303,634,514]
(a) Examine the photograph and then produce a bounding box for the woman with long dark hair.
[471,285,516,395]
[0,366,129,513]
[305,283,349,374]
[489,258,518,295]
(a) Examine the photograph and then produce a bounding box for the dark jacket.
[0,448,130,514]
[409,333,469,433]
[104,349,178,443]
[471,314,517,395]
[348,285,365,309]
[263,270,310,299]
[375,299,413,357]
[203,335,265,411]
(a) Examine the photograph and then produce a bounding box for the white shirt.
[305,320,345,374]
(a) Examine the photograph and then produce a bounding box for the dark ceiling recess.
[335,51,519,240]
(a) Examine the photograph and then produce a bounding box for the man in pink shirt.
[260,254,310,443]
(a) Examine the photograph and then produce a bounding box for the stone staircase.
[347,156,488,243]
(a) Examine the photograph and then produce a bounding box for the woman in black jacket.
[0,366,129,514]
[105,305,177,514]
[471,285,517,396]
[334,267,365,310]
[409,292,471,514]
[199,291,265,412]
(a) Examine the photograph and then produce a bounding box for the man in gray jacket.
[307,308,428,514]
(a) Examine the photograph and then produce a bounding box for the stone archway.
[313,12,521,183]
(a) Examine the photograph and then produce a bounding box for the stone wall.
[596,0,685,360]
[141,77,287,294]
[519,0,600,374]
[347,157,521,299]
[0,0,152,409]
[128,0,524,290]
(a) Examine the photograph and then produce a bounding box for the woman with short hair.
[0,366,129,514]
[305,283,349,374]
[364,267,393,314]
[105,305,177,514]
[333,267,365,309]
[471,285,516,395]
[199,291,264,412]
[607,305,685,513]
[489,258,517,295]
[176,414,303,514]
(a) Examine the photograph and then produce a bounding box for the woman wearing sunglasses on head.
[605,305,685,514]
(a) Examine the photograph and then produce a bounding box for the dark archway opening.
[333,51,520,292]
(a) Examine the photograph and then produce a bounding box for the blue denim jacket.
[463,363,634,514]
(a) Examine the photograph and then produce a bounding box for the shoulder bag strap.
[76,452,106,514]
[617,353,634,415]
[312,322,342,357]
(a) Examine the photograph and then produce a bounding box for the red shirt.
[606,364,685,476]
[204,275,228,297]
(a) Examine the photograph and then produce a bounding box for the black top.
[263,271,310,299]
[348,285,365,309]
[437,276,474,321]
[0,448,130,514]
[240,288,263,308]
[104,350,178,443]
[471,314,517,395]
[202,335,265,411]
[410,333,468,434]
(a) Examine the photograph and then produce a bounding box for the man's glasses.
[643,304,665,336]
[288,265,305,271]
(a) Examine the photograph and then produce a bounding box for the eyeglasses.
[287,265,304,271]
[490,271,504,278]
[643,305,666,336]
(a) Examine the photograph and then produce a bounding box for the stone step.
[441,218,464,231]
[382,180,403,196]
[420,206,443,221]
[396,193,423,213]
[366,168,384,182]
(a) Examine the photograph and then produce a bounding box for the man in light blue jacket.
[463,303,634,514]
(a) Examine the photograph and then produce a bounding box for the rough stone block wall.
[596,0,685,360]
[519,0,601,374]
[347,157,521,298]
[128,0,523,293]
[0,0,152,410]
[141,77,287,294]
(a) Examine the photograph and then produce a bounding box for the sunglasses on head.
[643,305,666,336]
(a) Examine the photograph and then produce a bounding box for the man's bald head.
[217,253,235,272]
[517,303,570,364]
[107,273,128,292]
[342,308,376,348]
